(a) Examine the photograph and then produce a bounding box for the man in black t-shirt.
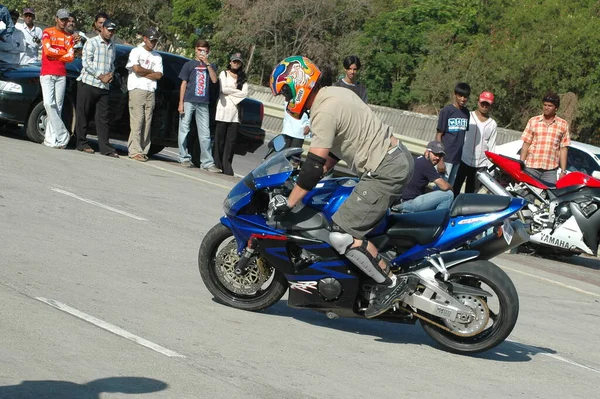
[436,82,471,185]
[392,141,454,213]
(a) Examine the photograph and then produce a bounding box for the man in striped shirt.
[75,18,118,157]
[520,92,570,184]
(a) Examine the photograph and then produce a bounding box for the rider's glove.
[267,195,291,221]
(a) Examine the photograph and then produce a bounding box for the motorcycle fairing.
[391,197,526,264]
[547,187,600,255]
[556,171,600,189]
[485,151,550,189]
[529,217,593,255]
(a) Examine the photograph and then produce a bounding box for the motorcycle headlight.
[223,190,251,213]
[0,80,23,93]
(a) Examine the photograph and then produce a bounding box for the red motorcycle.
[477,151,600,257]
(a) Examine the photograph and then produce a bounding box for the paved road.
[1,132,599,398]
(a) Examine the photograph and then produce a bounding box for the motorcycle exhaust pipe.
[477,170,511,197]
[469,220,529,260]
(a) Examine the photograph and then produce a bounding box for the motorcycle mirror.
[271,134,286,152]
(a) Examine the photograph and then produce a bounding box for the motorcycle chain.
[404,303,488,338]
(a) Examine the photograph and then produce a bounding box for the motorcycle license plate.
[502,219,514,245]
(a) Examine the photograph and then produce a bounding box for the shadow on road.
[0,125,29,142]
[0,376,168,399]
[472,340,557,362]
[261,300,555,362]
[261,300,430,347]
[560,254,600,271]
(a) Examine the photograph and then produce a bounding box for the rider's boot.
[329,232,418,318]
[364,275,418,319]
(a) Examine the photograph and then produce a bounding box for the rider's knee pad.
[329,232,391,285]
[329,231,354,254]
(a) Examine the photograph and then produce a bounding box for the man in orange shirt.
[40,9,74,149]
[520,92,570,184]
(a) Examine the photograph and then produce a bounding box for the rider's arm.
[434,177,452,191]
[287,147,329,207]
[323,152,339,173]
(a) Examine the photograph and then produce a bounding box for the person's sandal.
[78,147,95,154]
[130,154,146,162]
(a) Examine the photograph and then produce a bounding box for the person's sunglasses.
[479,102,491,107]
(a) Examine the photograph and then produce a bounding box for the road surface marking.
[138,162,232,190]
[508,340,600,374]
[51,188,148,221]
[501,266,600,298]
[35,297,186,358]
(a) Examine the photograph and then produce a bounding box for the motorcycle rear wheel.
[420,260,519,354]
[198,223,288,311]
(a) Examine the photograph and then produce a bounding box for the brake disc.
[442,294,490,337]
[214,240,271,295]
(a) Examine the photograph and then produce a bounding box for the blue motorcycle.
[199,144,529,354]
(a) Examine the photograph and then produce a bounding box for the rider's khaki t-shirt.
[309,87,392,175]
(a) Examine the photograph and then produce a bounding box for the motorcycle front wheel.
[198,223,288,311]
[420,260,519,354]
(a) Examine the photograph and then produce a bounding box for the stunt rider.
[269,56,415,318]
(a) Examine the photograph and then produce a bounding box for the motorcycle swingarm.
[402,268,487,323]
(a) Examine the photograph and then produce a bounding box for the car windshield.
[251,148,303,179]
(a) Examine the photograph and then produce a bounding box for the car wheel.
[25,101,47,143]
[25,98,76,145]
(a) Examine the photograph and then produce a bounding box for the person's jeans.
[442,162,459,186]
[396,190,454,212]
[40,75,70,147]
[177,102,214,167]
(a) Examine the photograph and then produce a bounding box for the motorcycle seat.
[280,206,329,231]
[450,194,511,217]
[387,209,449,245]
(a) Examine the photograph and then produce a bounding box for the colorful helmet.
[270,56,321,119]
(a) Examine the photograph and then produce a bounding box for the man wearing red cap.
[453,91,498,195]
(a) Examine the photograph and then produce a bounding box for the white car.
[494,140,600,180]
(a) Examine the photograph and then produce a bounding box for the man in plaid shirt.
[75,18,118,157]
[520,92,570,184]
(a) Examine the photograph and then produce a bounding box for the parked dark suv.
[0,44,265,163]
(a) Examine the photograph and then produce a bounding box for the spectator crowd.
[0,5,570,193]
[0,5,253,175]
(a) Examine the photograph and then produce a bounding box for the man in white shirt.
[453,91,498,195]
[15,7,42,64]
[0,10,24,64]
[126,27,163,161]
